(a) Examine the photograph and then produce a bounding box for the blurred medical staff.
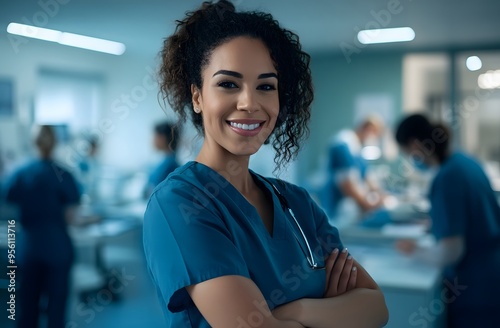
[4,125,81,328]
[320,116,386,226]
[394,114,500,328]
[143,121,180,199]
[76,135,100,201]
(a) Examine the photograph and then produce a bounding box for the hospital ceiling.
[2,0,500,57]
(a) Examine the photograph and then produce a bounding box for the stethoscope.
[259,175,326,271]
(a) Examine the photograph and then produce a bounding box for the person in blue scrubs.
[320,116,388,227]
[76,135,100,201]
[4,125,80,328]
[143,121,180,199]
[394,114,500,328]
[143,1,388,327]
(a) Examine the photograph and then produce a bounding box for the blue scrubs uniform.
[320,133,367,219]
[323,142,367,213]
[5,159,80,328]
[143,162,344,327]
[429,153,500,327]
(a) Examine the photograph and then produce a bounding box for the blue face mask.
[405,154,429,172]
[414,160,429,172]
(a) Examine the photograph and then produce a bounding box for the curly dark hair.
[159,0,314,170]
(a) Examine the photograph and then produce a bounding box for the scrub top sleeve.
[143,185,250,313]
[313,198,344,254]
[330,143,356,170]
[430,174,467,240]
[329,143,358,183]
[290,184,344,255]
[59,169,81,205]
[4,171,21,203]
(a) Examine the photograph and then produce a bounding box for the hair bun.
[201,0,236,20]
[214,0,235,12]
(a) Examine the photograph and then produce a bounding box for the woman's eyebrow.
[258,72,278,79]
[212,70,278,80]
[213,70,242,78]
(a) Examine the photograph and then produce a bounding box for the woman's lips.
[227,120,265,137]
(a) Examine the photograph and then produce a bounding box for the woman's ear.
[191,84,201,109]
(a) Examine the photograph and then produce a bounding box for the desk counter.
[340,226,446,328]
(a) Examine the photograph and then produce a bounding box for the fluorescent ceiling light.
[478,70,500,89]
[6,22,125,55]
[361,146,382,160]
[357,27,415,45]
[466,56,482,71]
[7,23,61,42]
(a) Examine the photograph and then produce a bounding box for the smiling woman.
[143,1,388,327]
[192,36,279,158]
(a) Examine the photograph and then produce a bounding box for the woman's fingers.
[337,254,354,293]
[325,248,349,297]
[347,265,357,291]
[324,248,339,293]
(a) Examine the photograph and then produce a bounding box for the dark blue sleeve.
[143,181,250,314]
[4,170,22,204]
[429,172,467,240]
[328,143,356,172]
[311,192,344,254]
[57,166,81,205]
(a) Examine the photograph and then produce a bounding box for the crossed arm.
[187,249,389,328]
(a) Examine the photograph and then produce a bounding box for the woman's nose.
[236,88,259,113]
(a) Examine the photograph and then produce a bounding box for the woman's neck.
[196,144,254,195]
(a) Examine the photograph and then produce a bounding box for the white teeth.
[229,122,261,131]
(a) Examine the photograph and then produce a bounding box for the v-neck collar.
[251,172,286,240]
[190,161,286,240]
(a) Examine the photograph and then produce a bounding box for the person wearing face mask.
[142,1,388,327]
[320,116,387,226]
[394,114,500,328]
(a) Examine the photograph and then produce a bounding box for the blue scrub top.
[320,140,367,217]
[429,152,500,307]
[143,161,344,327]
[4,159,80,231]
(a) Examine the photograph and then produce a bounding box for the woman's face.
[192,36,279,158]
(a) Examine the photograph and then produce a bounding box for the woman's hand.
[395,239,417,255]
[324,248,357,298]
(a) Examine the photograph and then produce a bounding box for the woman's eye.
[258,84,276,91]
[218,81,238,89]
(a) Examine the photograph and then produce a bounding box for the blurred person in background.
[320,116,387,226]
[394,114,500,328]
[76,135,100,202]
[143,121,180,199]
[3,125,81,328]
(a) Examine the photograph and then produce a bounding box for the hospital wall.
[0,37,167,174]
[1,35,404,181]
[296,51,404,183]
